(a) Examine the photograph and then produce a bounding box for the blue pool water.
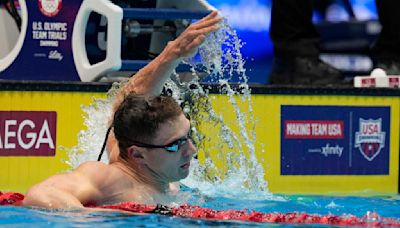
[1,188,399,227]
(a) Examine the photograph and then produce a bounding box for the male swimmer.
[22,11,221,208]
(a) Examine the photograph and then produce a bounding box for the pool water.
[16,17,396,227]
[1,188,399,227]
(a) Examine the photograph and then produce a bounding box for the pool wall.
[0,82,398,196]
[207,89,399,196]
[0,82,108,193]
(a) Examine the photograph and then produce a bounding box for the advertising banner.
[0,111,57,156]
[281,105,390,175]
[0,0,83,81]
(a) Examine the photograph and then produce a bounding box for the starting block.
[354,68,400,88]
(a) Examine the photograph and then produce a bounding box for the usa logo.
[355,118,386,161]
[38,0,62,17]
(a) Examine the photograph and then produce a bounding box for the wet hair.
[112,93,183,159]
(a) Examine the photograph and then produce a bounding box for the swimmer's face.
[139,114,197,182]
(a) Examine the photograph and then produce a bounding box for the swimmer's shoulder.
[74,161,113,184]
[76,161,109,172]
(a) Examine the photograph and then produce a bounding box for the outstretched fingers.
[177,30,199,47]
[185,35,206,52]
[178,25,216,53]
[199,10,218,22]
[168,11,222,58]
[192,12,222,30]
[178,21,218,46]
[196,24,219,36]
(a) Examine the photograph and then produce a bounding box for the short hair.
[113,93,183,159]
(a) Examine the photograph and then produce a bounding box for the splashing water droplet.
[64,18,272,200]
[362,211,382,223]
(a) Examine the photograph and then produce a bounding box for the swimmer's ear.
[127,146,145,162]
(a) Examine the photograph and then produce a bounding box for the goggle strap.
[97,126,113,162]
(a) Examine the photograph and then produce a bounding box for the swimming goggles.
[129,130,195,153]
[128,138,189,153]
[97,126,196,161]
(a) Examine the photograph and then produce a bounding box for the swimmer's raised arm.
[22,162,103,209]
[106,11,221,163]
[112,11,221,110]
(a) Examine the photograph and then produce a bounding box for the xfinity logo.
[308,143,344,157]
[321,144,343,157]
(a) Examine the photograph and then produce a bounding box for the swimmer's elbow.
[23,185,51,208]
[23,184,84,209]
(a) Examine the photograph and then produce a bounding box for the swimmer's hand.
[164,11,222,60]
[114,11,222,98]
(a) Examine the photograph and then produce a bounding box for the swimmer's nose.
[182,139,197,158]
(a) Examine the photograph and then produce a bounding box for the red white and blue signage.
[0,0,83,81]
[280,105,390,175]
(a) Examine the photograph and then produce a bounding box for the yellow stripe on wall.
[0,91,106,193]
[0,89,398,195]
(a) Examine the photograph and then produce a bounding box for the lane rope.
[1,192,399,226]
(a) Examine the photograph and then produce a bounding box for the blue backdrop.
[207,0,378,83]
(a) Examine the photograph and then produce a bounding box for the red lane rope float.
[1,192,400,226]
[98,202,400,226]
[0,192,24,206]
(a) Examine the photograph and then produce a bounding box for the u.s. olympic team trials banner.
[281,105,390,175]
[0,0,83,81]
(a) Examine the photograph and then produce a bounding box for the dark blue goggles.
[130,130,195,153]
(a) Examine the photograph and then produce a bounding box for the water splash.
[325,201,343,209]
[362,211,383,223]
[175,18,270,199]
[62,83,122,168]
[64,18,272,200]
